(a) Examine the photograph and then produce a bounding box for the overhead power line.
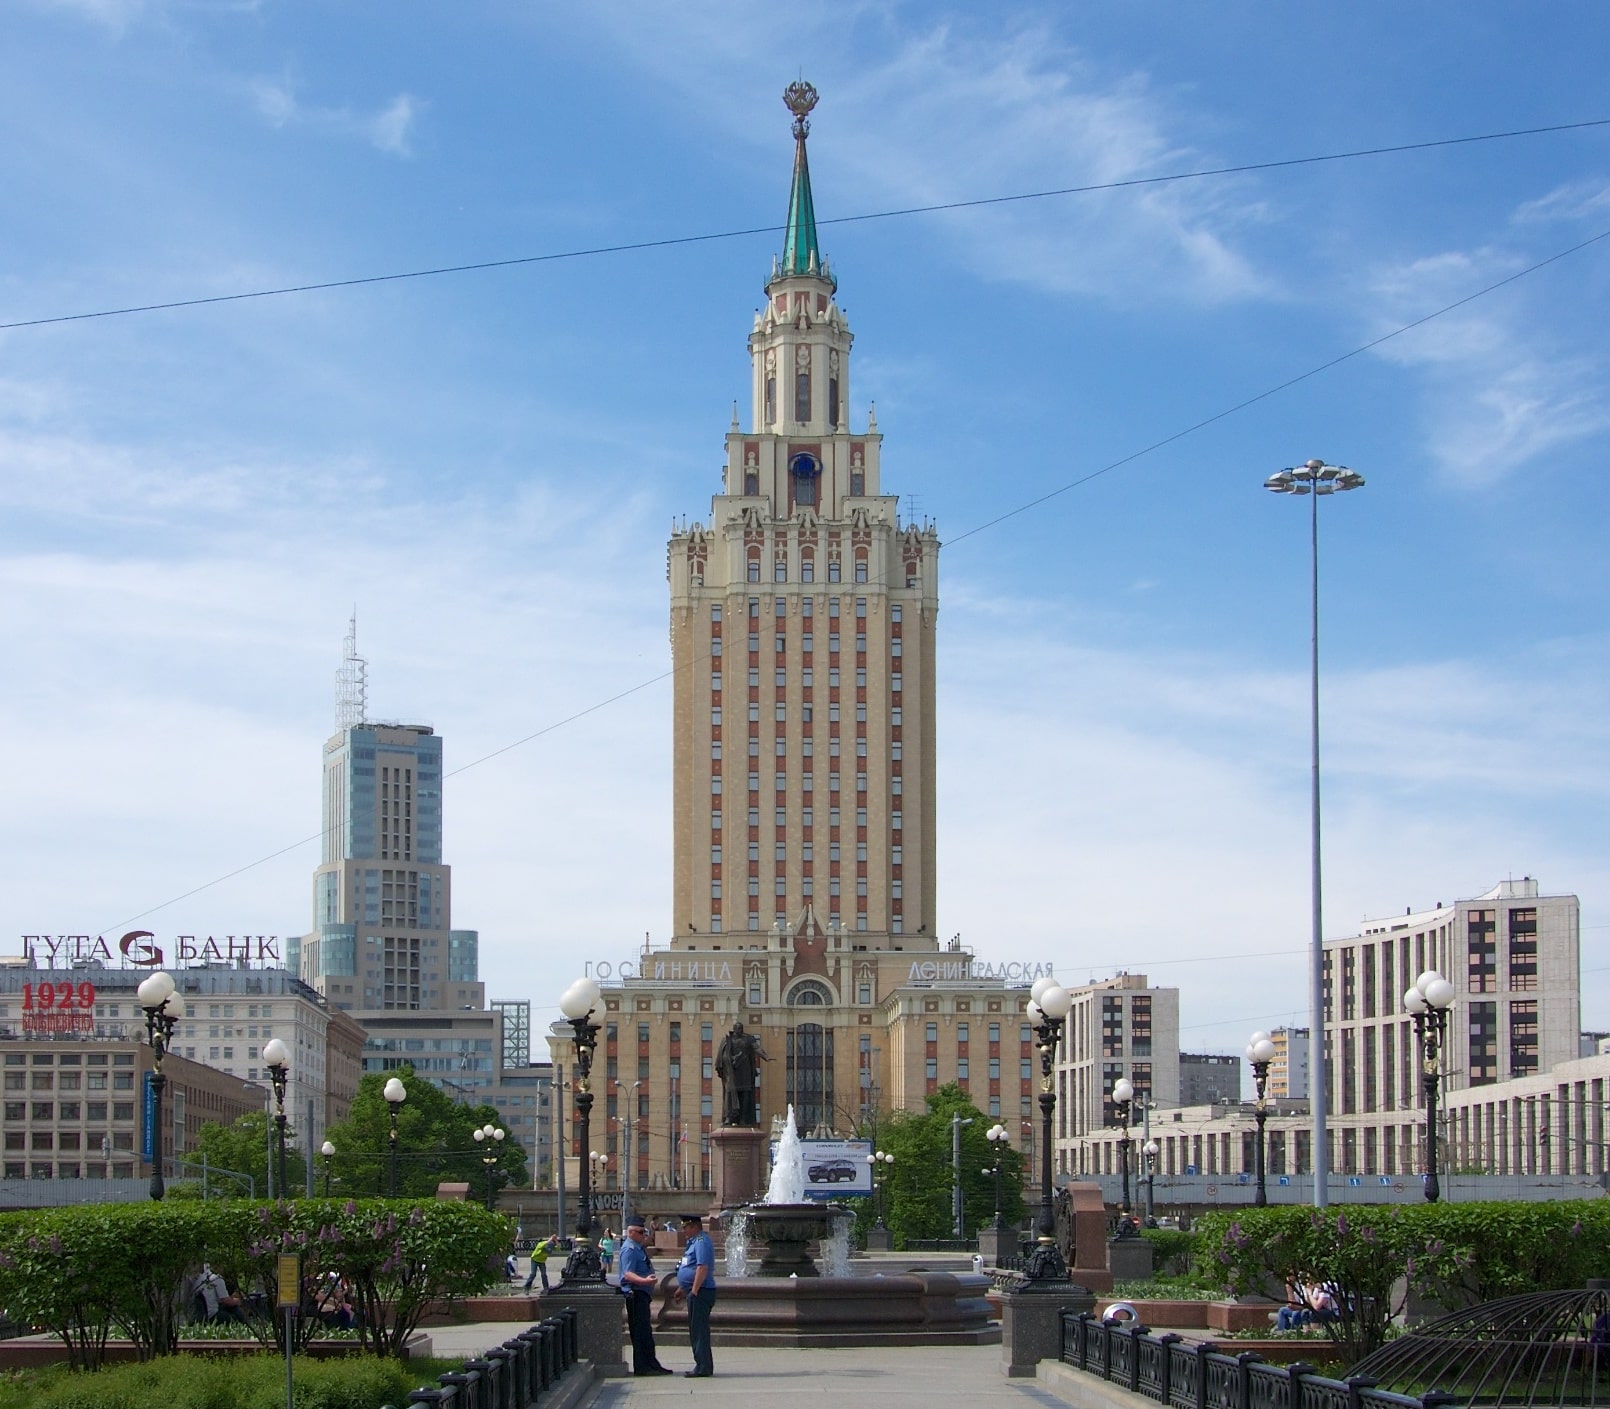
[91,215,1610,936]
[4,116,1607,332]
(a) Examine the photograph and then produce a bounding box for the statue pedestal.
[1065,1183,1114,1292]
[711,1125,768,1209]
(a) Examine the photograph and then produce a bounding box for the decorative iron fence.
[1059,1312,1460,1409]
[385,1307,579,1409]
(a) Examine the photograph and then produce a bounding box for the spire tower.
[780,80,823,277]
[667,83,941,950]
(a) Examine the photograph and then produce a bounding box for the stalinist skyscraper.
[668,82,940,948]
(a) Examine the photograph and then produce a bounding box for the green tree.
[181,1110,305,1197]
[321,1068,529,1199]
[876,1084,1024,1247]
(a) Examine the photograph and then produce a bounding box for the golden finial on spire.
[783,80,818,139]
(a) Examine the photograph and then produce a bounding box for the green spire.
[780,80,822,277]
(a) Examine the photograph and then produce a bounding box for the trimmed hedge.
[1192,1200,1610,1365]
[0,1353,462,1409]
[0,1200,509,1368]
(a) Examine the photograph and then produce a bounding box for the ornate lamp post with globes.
[985,1123,1010,1230]
[383,1076,407,1196]
[1246,1031,1276,1206]
[474,1123,506,1211]
[136,971,185,1201]
[1404,970,1456,1202]
[263,1037,291,1200]
[321,1140,336,1197]
[1111,1077,1136,1235]
[1023,977,1074,1280]
[558,976,606,1283]
[1002,975,1089,1380]
[1142,1140,1159,1222]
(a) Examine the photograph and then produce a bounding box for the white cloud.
[247,75,420,157]
[1513,178,1610,225]
[369,95,418,156]
[1364,246,1610,487]
[933,610,1609,1049]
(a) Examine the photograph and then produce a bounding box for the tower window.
[766,376,776,424]
[745,470,758,495]
[829,377,840,429]
[796,372,811,423]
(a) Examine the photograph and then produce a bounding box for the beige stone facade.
[666,238,939,947]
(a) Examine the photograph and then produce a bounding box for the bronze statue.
[714,1022,770,1126]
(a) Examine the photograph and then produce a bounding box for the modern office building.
[1070,877,1590,1185]
[293,718,481,1013]
[1179,1052,1241,1107]
[292,641,539,1182]
[1266,1026,1309,1100]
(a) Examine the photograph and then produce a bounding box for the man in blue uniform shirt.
[618,1215,671,1375]
[673,1212,717,1377]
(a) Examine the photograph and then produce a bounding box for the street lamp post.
[985,1124,1010,1229]
[1264,457,1365,1208]
[136,971,184,1201]
[1111,1077,1136,1234]
[1404,970,1456,1202]
[868,1149,894,1230]
[263,1038,291,1201]
[1024,978,1074,1280]
[951,1111,975,1240]
[558,976,606,1282]
[384,1076,407,1196]
[474,1123,507,1211]
[617,1080,641,1229]
[1246,1032,1276,1207]
[321,1140,336,1197]
[1142,1140,1159,1221]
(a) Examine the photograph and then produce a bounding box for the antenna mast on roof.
[335,611,368,733]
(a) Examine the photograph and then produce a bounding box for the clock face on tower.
[789,452,819,479]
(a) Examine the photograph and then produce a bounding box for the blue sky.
[4,1,1607,1062]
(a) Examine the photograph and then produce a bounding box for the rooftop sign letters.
[19,932,282,970]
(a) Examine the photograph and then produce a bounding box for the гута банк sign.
[19,932,282,968]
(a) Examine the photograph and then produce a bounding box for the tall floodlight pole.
[1264,458,1365,1207]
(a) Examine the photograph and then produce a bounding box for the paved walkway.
[420,1326,1078,1409]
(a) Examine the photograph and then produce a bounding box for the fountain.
[736,1105,853,1277]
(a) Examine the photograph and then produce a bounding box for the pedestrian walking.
[599,1229,616,1274]
[673,1213,717,1377]
[524,1234,557,1293]
[619,1214,672,1375]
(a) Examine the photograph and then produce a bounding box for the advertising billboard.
[796,1138,873,1199]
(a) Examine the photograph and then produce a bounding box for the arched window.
[787,979,833,1006]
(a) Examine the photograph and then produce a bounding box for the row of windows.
[708,807,903,830]
[712,598,878,622]
[712,842,896,864]
[3,1101,132,1122]
[3,1071,131,1091]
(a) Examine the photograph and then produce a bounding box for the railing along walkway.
[1059,1312,1459,1409]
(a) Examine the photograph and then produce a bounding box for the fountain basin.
[741,1201,851,1277]
[651,1271,999,1347]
